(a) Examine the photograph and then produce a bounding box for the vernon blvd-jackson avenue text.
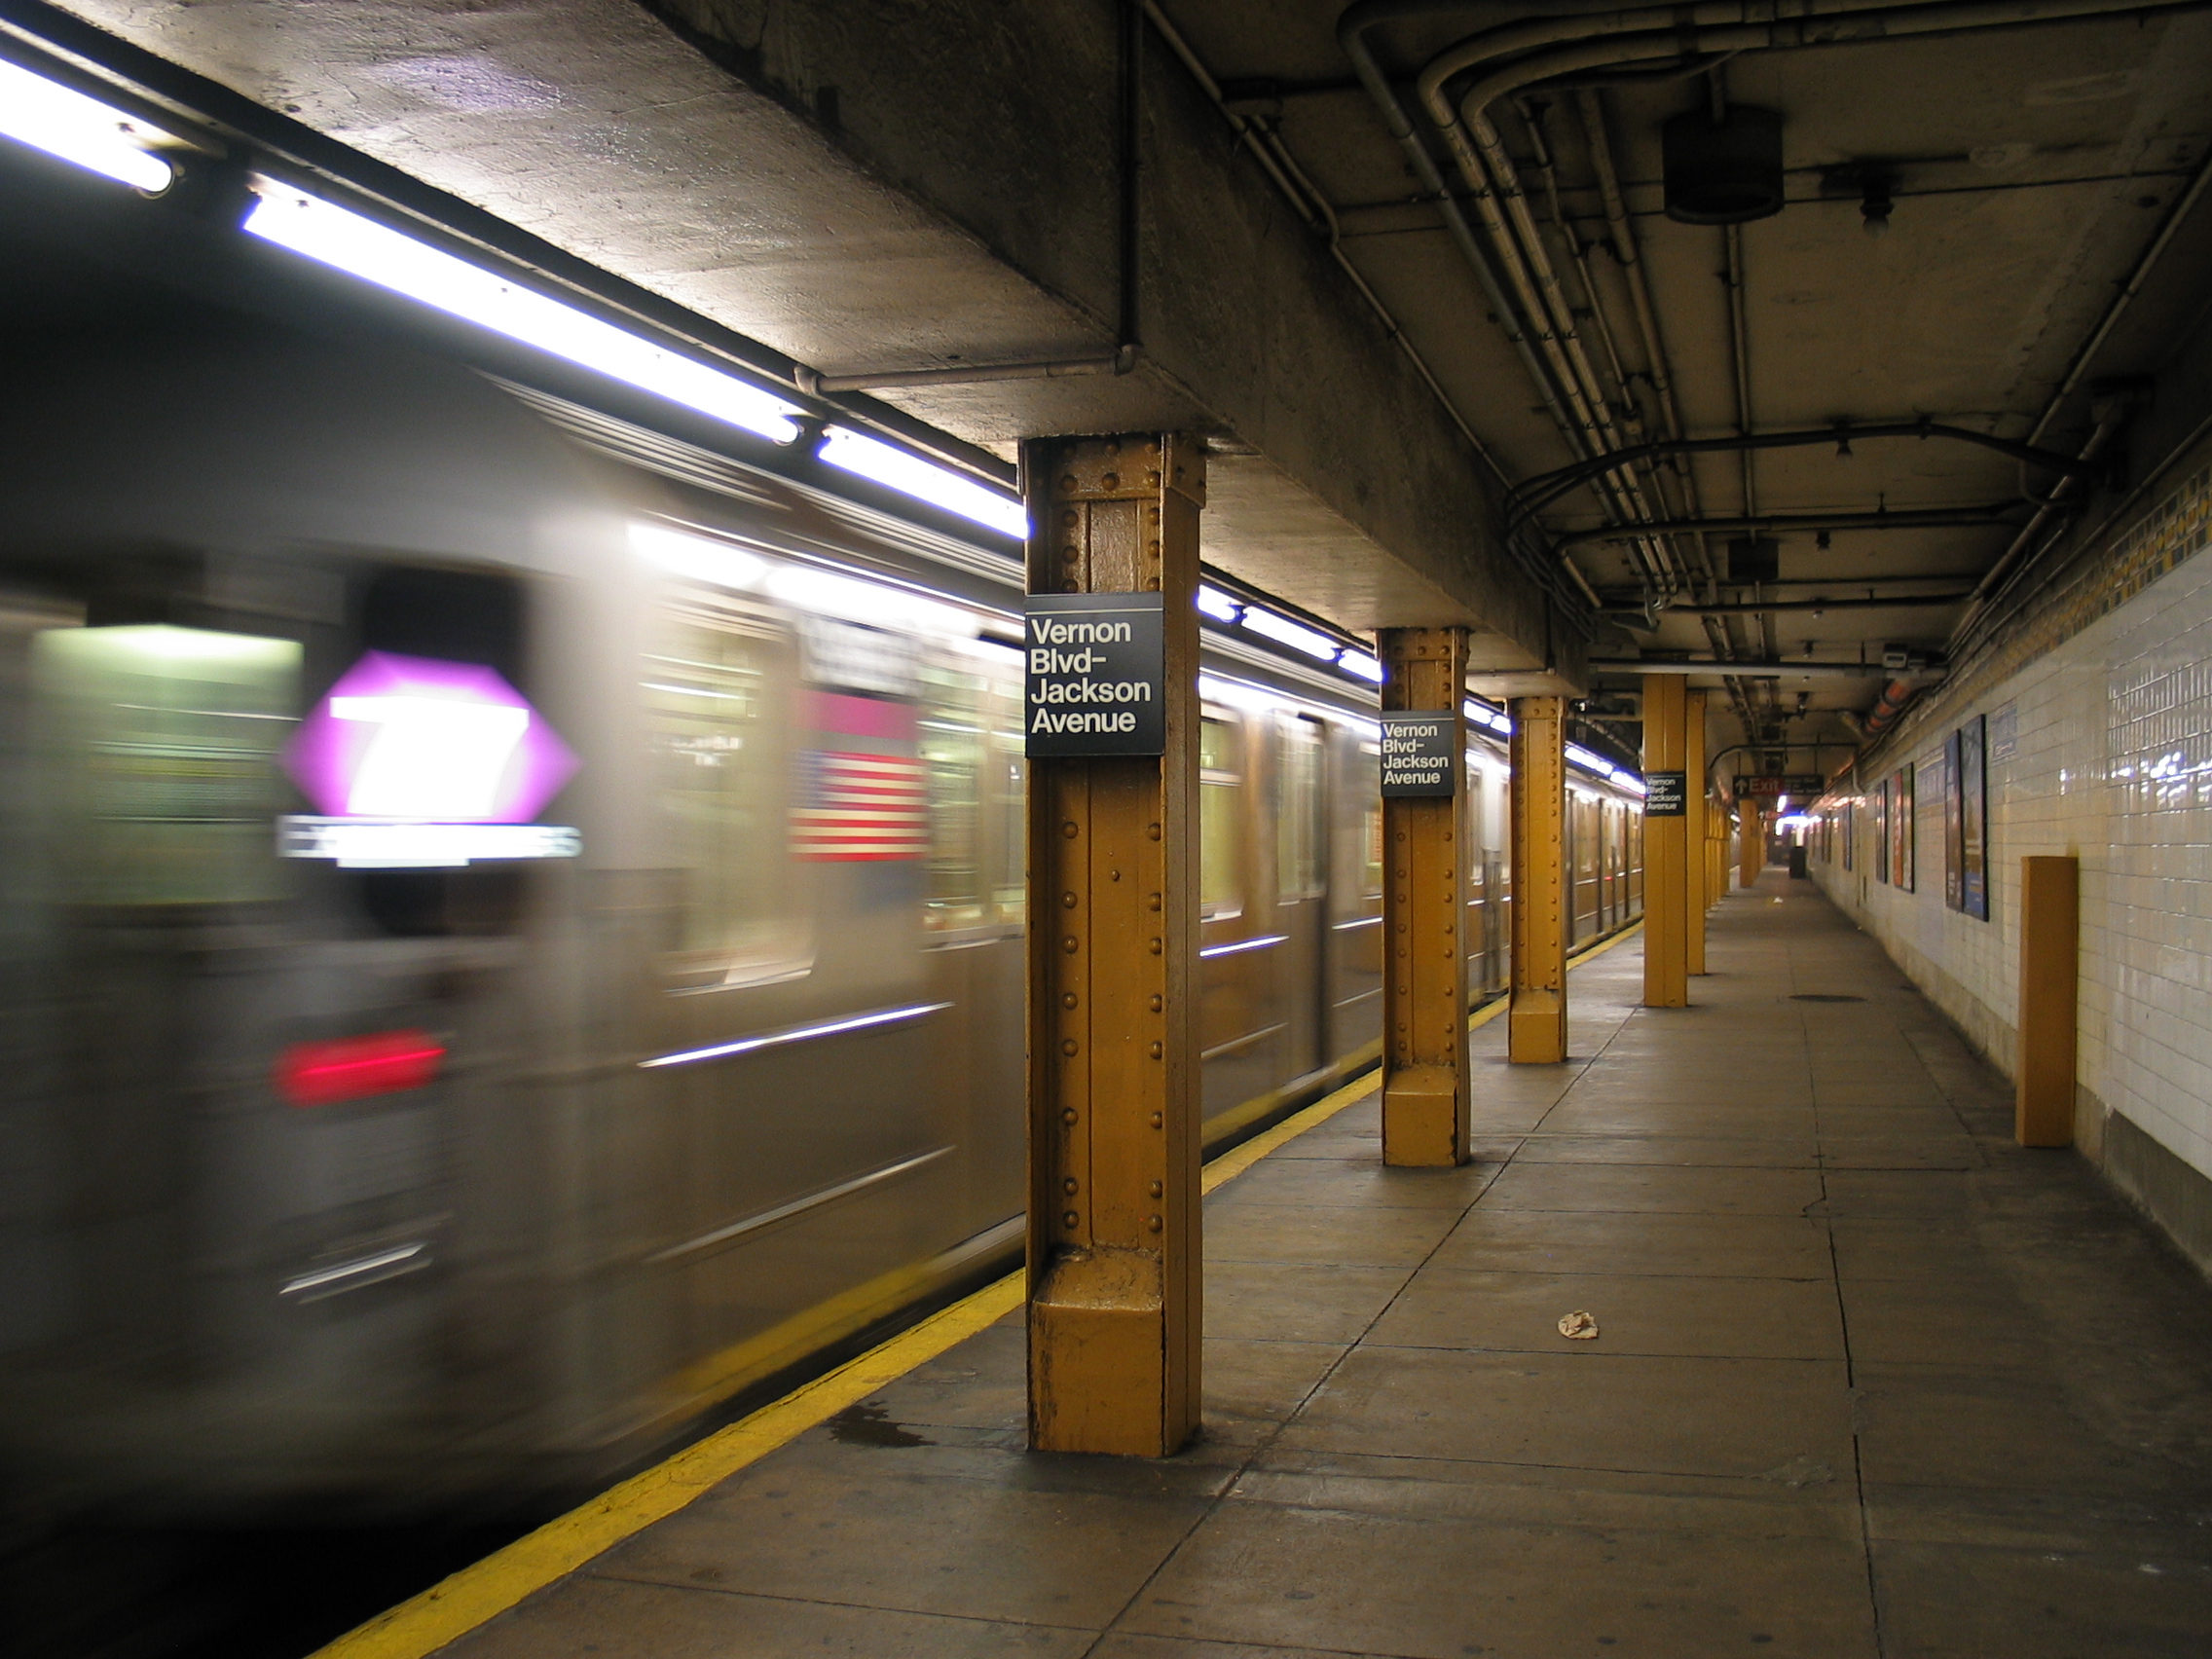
[1029,611,1152,735]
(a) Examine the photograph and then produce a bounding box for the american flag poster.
[792,747,928,861]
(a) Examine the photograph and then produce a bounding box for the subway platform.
[384,873,2212,1659]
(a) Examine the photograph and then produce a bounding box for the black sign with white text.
[1023,592,1166,756]
[1733,774,1825,797]
[1645,770,1687,816]
[1380,711,1458,797]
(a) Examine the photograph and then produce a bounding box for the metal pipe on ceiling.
[1671,590,1972,614]
[1949,400,2128,640]
[1553,505,2018,547]
[1145,1,1602,618]
[1508,421,2097,525]
[1412,18,1692,606]
[1571,85,1760,737]
[1341,5,1687,613]
[1391,0,2207,622]
[1589,657,1936,677]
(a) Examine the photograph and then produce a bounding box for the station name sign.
[1644,770,1687,816]
[1380,710,1457,797]
[1733,774,1825,796]
[1023,592,1165,757]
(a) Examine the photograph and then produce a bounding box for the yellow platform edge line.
[315,920,1643,1659]
[313,1072,1377,1659]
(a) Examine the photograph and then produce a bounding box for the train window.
[1359,740,1383,899]
[1275,716,1324,902]
[1199,713,1244,919]
[919,662,987,930]
[32,623,300,906]
[989,681,1026,926]
[646,592,807,989]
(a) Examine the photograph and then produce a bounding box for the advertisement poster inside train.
[1960,716,1988,920]
[1892,764,1914,892]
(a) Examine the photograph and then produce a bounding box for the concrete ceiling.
[32,0,2212,748]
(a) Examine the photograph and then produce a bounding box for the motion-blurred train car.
[0,304,1642,1517]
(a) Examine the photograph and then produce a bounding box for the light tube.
[243,183,803,443]
[1196,585,1242,623]
[1337,648,1383,683]
[819,426,1027,538]
[1238,606,1339,661]
[1565,743,1616,780]
[0,58,176,193]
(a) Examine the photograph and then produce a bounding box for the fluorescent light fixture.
[1196,585,1241,623]
[1463,700,1512,735]
[0,57,177,193]
[1337,648,1383,683]
[819,426,1027,538]
[1618,775,1647,796]
[1239,606,1339,662]
[1564,743,1615,780]
[243,183,802,443]
[277,817,581,867]
[631,521,769,591]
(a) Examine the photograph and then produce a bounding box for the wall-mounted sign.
[1733,773,1825,796]
[1023,592,1165,756]
[1645,770,1687,816]
[1380,711,1457,797]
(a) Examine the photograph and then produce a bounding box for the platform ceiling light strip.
[1196,585,1242,623]
[819,426,1027,539]
[1464,700,1513,736]
[242,183,804,444]
[1564,742,1616,781]
[1337,648,1383,684]
[1237,605,1340,663]
[0,57,177,192]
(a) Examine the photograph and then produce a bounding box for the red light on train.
[276,1030,445,1107]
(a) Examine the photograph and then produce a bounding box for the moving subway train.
[0,309,1645,1516]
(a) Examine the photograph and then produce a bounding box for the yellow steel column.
[1740,804,1764,887]
[2016,855,2080,1148]
[1685,689,1708,976]
[1379,627,1472,1166]
[1508,695,1568,1064]
[1021,433,1201,1456]
[1642,675,1689,1008]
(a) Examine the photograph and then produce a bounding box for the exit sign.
[1735,774,1825,796]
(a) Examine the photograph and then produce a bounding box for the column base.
[1508,989,1567,1064]
[1028,1246,1191,1457]
[1382,1064,1469,1166]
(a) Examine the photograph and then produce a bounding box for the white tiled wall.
[1817,549,2212,1182]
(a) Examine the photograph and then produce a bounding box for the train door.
[1274,714,1327,1079]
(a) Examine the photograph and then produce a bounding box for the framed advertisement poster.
[1873,781,1890,883]
[1842,801,1854,871]
[1891,764,1914,891]
[1943,728,1964,910]
[1960,716,1987,920]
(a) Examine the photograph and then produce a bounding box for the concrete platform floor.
[448,874,2212,1658]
